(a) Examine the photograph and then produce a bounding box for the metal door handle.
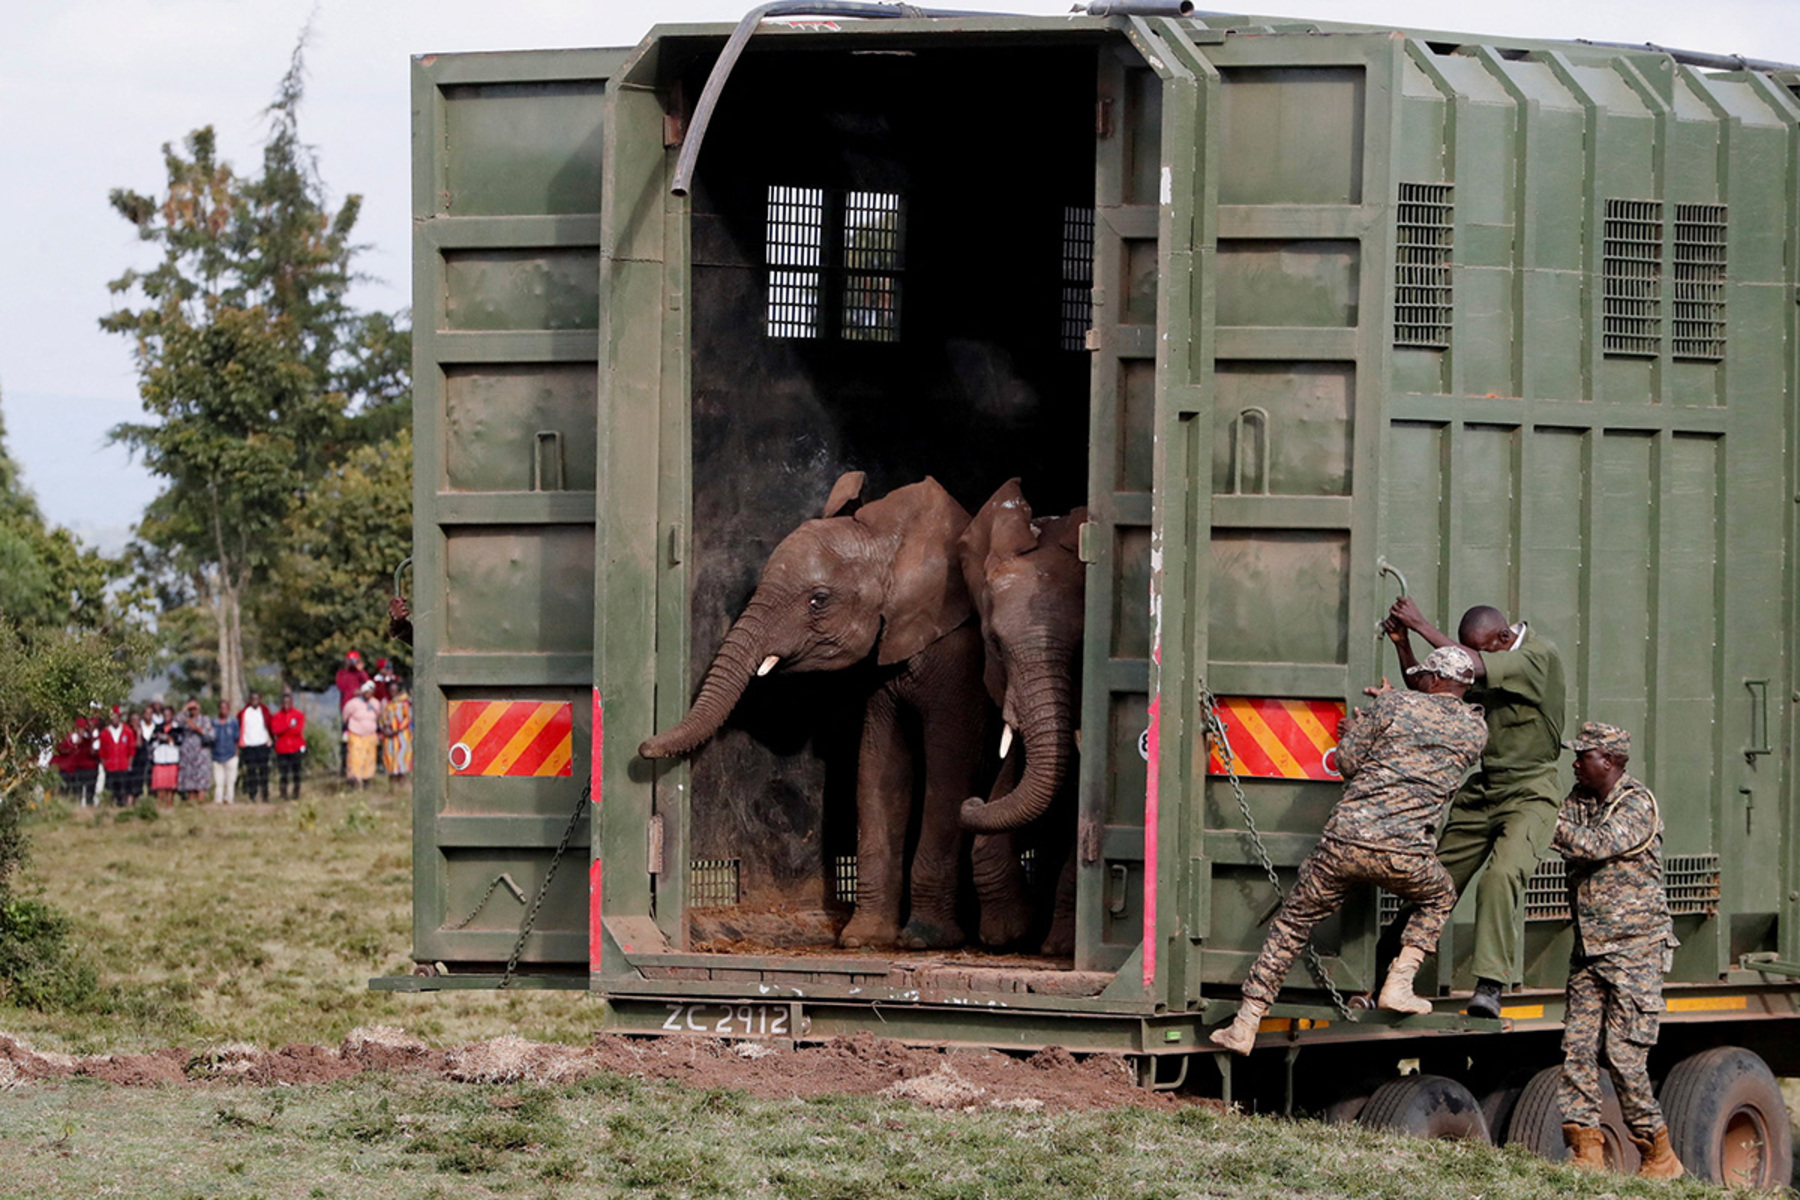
[1745,679,1772,761]
[1230,407,1270,495]
[533,430,565,492]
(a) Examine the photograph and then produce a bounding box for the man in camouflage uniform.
[1554,721,1683,1180]
[1385,598,1566,1018]
[1211,647,1488,1054]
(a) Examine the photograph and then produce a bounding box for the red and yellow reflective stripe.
[447,700,574,777]
[1206,697,1345,781]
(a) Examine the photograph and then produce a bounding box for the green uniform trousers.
[1436,767,1560,985]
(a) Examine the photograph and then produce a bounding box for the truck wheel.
[1357,1074,1489,1141]
[1660,1046,1792,1187]
[1477,1075,1529,1144]
[1504,1065,1640,1173]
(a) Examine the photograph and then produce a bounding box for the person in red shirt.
[270,691,308,801]
[96,706,138,808]
[55,718,101,806]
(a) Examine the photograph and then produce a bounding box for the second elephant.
[959,479,1087,955]
[638,471,987,951]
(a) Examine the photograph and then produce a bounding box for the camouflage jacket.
[1553,773,1673,958]
[1324,689,1488,854]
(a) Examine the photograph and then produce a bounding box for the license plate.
[661,1003,791,1037]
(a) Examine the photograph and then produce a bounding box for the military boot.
[1630,1128,1685,1180]
[1465,977,1503,1019]
[1562,1123,1606,1172]
[1378,946,1434,1015]
[1208,999,1268,1056]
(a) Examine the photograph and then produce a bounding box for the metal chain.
[499,781,592,990]
[445,872,524,931]
[1201,687,1353,1021]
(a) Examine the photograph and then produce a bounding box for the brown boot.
[1630,1128,1685,1180]
[1378,946,1434,1015]
[1209,999,1268,1056]
[1562,1123,1606,1171]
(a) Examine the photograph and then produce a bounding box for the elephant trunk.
[961,647,1075,832]
[638,603,772,759]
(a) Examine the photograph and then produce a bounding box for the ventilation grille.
[1393,182,1454,349]
[1379,852,1721,925]
[833,854,857,906]
[842,191,903,342]
[766,185,824,338]
[689,858,742,908]
[1061,206,1095,351]
[1523,858,1570,922]
[1665,853,1722,916]
[1673,204,1727,361]
[1603,198,1663,357]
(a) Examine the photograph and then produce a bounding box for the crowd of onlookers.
[49,651,414,808]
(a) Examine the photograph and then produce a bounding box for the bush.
[0,897,98,1010]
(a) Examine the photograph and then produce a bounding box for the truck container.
[381,9,1800,1184]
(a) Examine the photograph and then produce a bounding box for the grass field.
[2,1070,1778,1199]
[0,787,1787,1198]
[2,784,596,1053]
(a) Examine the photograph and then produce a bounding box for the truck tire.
[1357,1074,1489,1141]
[1505,1065,1640,1173]
[1659,1046,1792,1187]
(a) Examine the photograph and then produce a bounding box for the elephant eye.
[808,590,830,613]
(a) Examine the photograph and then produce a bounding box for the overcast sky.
[2,0,1795,553]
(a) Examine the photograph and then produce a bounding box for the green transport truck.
[379,4,1800,1184]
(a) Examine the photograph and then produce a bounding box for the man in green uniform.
[1554,721,1682,1180]
[1386,598,1565,1018]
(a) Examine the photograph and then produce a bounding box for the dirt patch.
[0,1026,1212,1113]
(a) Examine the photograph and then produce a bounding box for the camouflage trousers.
[1556,945,1666,1135]
[1241,835,1456,1006]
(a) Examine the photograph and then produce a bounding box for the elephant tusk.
[999,724,1015,759]
[757,655,780,677]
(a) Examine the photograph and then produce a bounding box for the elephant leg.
[971,752,1031,947]
[897,626,985,951]
[1040,852,1078,957]
[840,686,911,949]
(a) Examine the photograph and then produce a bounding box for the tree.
[102,36,409,707]
[257,429,413,690]
[0,397,148,911]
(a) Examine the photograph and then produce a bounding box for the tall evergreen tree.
[102,36,408,706]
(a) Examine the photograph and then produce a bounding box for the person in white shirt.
[237,692,275,803]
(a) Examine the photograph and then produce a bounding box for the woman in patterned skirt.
[379,686,413,790]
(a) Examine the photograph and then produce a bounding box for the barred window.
[765,185,904,342]
[1672,203,1727,361]
[766,186,824,338]
[1060,206,1095,351]
[1393,182,1453,349]
[1603,198,1663,357]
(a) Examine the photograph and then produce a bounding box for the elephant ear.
[1039,506,1087,557]
[822,471,867,518]
[959,479,1025,599]
[855,477,974,666]
[985,484,1040,564]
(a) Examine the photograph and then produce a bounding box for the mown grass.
[0,1073,1779,1200]
[1,784,596,1052]
[0,788,1788,1198]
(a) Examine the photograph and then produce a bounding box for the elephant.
[957,479,1087,955]
[638,471,988,951]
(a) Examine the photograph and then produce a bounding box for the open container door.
[1076,16,1212,1016]
[381,47,629,990]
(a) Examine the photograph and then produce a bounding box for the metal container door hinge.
[647,814,665,875]
[1077,521,1099,564]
